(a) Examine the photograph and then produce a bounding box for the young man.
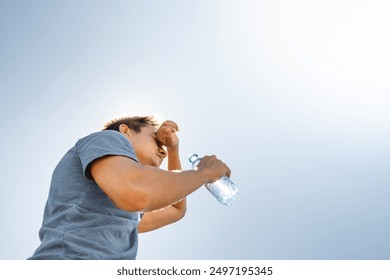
[29,116,230,259]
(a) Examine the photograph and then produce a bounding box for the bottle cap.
[188,153,199,164]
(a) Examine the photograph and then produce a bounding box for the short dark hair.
[102,115,159,132]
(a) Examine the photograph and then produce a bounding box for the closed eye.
[153,132,165,149]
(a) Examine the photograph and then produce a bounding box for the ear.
[119,124,132,136]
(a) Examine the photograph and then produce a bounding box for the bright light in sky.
[218,0,390,133]
[220,0,390,85]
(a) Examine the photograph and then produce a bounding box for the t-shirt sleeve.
[76,130,139,181]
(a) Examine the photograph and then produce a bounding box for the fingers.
[217,157,231,178]
[159,120,179,132]
[164,128,173,137]
[156,121,180,149]
[225,166,231,178]
[198,155,232,181]
[157,126,176,141]
[156,121,178,138]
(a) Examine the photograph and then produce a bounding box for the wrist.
[167,145,179,155]
[167,146,181,171]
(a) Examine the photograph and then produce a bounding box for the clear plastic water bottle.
[188,153,239,206]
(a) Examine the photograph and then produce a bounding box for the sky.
[1,0,389,260]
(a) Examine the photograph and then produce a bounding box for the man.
[29,116,230,259]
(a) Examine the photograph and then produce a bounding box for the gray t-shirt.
[30,130,141,259]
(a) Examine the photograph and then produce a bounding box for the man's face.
[125,125,167,167]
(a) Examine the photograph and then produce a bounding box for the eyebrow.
[153,132,167,149]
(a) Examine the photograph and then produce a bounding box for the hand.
[197,155,231,182]
[156,120,179,151]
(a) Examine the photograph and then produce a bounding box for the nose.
[158,147,167,159]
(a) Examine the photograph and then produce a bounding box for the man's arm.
[138,121,186,232]
[90,155,210,212]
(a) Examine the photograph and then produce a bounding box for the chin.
[155,160,163,167]
[147,159,161,167]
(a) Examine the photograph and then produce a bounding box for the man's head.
[103,116,167,167]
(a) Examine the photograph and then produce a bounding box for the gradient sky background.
[1,0,389,260]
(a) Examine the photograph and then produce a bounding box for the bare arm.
[138,121,186,232]
[90,156,214,212]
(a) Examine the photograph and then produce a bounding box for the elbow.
[179,206,187,220]
[171,208,186,224]
[176,211,186,222]
[174,203,187,222]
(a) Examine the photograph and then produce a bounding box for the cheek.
[139,142,157,157]
[131,137,158,158]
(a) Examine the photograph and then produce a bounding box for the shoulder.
[76,130,139,164]
[76,130,139,180]
[76,130,135,152]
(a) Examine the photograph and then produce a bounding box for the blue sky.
[1,0,390,259]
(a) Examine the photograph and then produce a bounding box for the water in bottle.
[188,153,239,206]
